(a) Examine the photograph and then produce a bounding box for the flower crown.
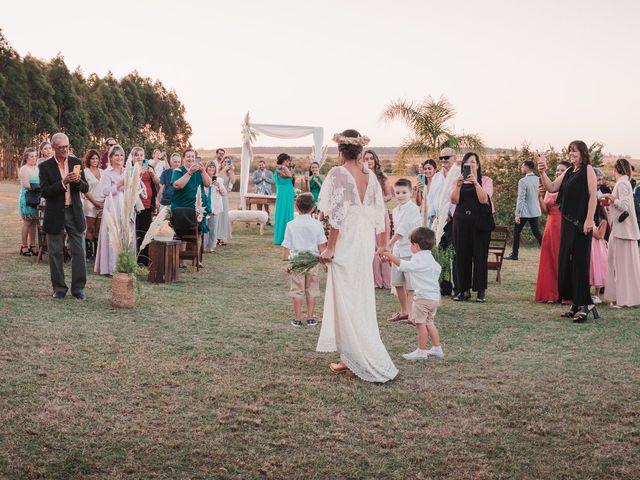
[332,133,370,146]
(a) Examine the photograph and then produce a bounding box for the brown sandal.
[330,362,355,376]
[330,362,348,373]
[388,312,409,322]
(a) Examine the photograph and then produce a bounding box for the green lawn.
[1,181,638,479]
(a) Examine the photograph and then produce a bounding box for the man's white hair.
[50,132,69,145]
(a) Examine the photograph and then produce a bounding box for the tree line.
[0,30,192,179]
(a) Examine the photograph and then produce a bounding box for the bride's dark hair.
[338,129,362,160]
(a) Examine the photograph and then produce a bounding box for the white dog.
[228,209,269,235]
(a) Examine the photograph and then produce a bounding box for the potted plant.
[104,155,144,308]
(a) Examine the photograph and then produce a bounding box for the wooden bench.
[488,225,509,283]
[245,194,276,210]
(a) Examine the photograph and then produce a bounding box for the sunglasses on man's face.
[439,155,452,161]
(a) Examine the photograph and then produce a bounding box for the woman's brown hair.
[83,149,100,168]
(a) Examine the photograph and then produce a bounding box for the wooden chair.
[488,226,509,283]
[172,208,201,272]
[34,205,70,263]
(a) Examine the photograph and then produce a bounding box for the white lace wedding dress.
[316,166,398,383]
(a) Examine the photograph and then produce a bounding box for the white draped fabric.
[240,116,324,209]
[316,166,398,383]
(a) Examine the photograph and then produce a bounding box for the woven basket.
[111,273,135,308]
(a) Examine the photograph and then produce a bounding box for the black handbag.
[25,183,41,208]
[475,198,496,232]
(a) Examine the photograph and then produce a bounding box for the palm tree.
[382,96,485,159]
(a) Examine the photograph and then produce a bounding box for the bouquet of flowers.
[287,250,320,275]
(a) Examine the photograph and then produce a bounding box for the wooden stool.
[148,240,181,283]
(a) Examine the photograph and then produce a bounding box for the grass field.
[0,181,639,479]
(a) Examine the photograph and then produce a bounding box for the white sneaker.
[425,347,444,358]
[402,349,429,360]
[591,295,602,304]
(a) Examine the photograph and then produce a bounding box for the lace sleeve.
[371,173,386,235]
[318,167,350,230]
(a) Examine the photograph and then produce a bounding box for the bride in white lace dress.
[316,129,398,383]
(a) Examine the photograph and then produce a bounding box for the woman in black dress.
[450,152,494,303]
[537,140,599,322]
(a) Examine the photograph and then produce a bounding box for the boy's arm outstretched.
[380,248,401,267]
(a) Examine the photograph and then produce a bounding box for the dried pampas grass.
[138,205,172,252]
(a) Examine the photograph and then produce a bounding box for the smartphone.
[195,156,202,165]
[225,158,232,166]
[462,164,471,179]
[73,164,81,175]
[142,159,149,168]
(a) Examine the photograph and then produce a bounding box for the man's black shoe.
[72,291,86,300]
[504,254,518,260]
[52,291,66,299]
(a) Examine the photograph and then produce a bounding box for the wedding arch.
[239,112,326,209]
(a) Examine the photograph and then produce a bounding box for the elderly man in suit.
[40,132,89,299]
[505,160,542,260]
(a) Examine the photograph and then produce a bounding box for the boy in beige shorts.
[282,193,327,327]
[382,227,444,360]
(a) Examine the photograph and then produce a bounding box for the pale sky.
[3,0,639,156]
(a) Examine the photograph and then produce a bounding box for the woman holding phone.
[450,152,494,303]
[537,140,599,322]
[216,157,234,245]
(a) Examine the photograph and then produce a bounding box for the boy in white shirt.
[382,227,444,360]
[282,193,328,328]
[387,178,423,323]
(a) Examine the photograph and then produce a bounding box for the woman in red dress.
[535,161,570,302]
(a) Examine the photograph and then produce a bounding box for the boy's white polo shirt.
[398,250,441,300]
[392,201,422,257]
[282,214,327,254]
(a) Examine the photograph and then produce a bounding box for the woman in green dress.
[308,161,324,206]
[273,153,295,245]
